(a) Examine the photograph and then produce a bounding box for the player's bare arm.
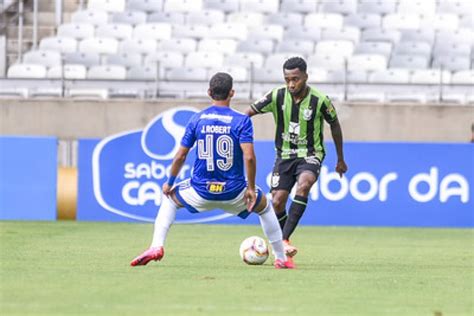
[329,119,348,178]
[245,107,257,117]
[162,145,190,197]
[240,142,257,211]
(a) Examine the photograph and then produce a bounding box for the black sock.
[282,195,308,241]
[276,210,287,231]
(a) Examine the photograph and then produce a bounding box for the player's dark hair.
[283,57,307,73]
[209,72,233,100]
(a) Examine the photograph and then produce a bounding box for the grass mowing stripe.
[0,221,472,315]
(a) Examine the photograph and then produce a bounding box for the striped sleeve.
[321,96,338,123]
[251,90,275,114]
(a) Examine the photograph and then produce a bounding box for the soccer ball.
[239,236,269,265]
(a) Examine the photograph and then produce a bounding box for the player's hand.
[335,160,348,178]
[162,183,172,197]
[245,188,257,212]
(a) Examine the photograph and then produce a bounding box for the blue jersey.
[181,105,254,200]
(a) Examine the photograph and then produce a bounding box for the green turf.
[0,221,472,316]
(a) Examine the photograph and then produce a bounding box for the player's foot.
[274,258,296,269]
[130,247,164,266]
[283,240,298,257]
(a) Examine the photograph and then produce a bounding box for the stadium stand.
[1,0,472,104]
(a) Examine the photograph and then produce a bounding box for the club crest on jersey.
[207,181,226,194]
[288,122,300,135]
[271,173,280,188]
[303,108,313,121]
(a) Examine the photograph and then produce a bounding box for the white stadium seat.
[203,0,239,13]
[7,64,47,78]
[79,38,118,54]
[208,66,248,81]
[39,37,77,53]
[451,70,474,85]
[389,55,429,69]
[354,42,392,58]
[410,69,451,84]
[305,13,344,30]
[185,52,224,68]
[420,14,460,31]
[88,65,127,80]
[265,53,301,68]
[237,39,274,55]
[276,40,314,56]
[306,68,329,83]
[225,52,265,69]
[382,14,421,30]
[438,0,473,15]
[209,23,248,40]
[23,50,61,67]
[241,0,279,14]
[394,42,432,57]
[166,67,208,81]
[71,9,109,25]
[348,54,387,72]
[436,29,473,46]
[315,40,354,58]
[319,0,357,15]
[145,51,184,68]
[127,0,163,12]
[120,38,157,54]
[267,12,303,29]
[96,23,133,40]
[369,69,411,84]
[357,0,396,14]
[64,52,101,67]
[127,65,159,80]
[362,28,401,44]
[307,54,346,71]
[433,43,471,58]
[106,53,142,68]
[284,25,321,42]
[158,38,197,54]
[321,27,361,44]
[47,64,87,79]
[432,56,471,72]
[400,29,435,45]
[248,24,284,42]
[198,39,238,55]
[112,11,147,25]
[397,0,436,16]
[58,23,95,39]
[172,24,210,39]
[88,0,126,12]
[164,0,203,12]
[252,67,282,82]
[460,14,474,29]
[227,12,265,27]
[186,10,225,25]
[344,13,381,29]
[280,0,317,14]
[148,12,186,24]
[133,23,172,40]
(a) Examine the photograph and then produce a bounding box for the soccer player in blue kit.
[131,73,294,269]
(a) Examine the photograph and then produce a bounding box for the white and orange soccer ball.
[239,236,269,265]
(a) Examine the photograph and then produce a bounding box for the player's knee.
[254,194,267,214]
[271,195,286,212]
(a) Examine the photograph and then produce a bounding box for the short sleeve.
[180,114,198,148]
[239,116,254,144]
[250,90,275,114]
[321,96,338,123]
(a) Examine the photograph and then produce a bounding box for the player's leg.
[131,190,183,266]
[270,158,297,230]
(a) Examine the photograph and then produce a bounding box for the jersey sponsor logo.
[200,113,233,123]
[89,107,235,223]
[282,133,307,145]
[288,122,300,135]
[207,181,226,194]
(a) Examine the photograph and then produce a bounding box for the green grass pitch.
[0,221,472,315]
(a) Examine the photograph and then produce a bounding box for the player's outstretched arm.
[245,107,257,117]
[329,119,348,178]
[163,146,190,196]
[240,142,257,211]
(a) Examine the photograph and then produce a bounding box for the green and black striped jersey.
[251,86,338,160]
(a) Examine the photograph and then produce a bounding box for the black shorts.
[270,157,321,192]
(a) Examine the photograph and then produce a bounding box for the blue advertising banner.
[77,107,473,227]
[0,136,57,220]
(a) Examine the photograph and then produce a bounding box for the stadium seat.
[321,26,361,44]
[284,25,321,42]
[383,14,421,30]
[106,53,142,68]
[237,38,274,55]
[240,0,279,14]
[451,70,474,85]
[120,38,157,54]
[357,0,396,14]
[112,11,147,25]
[158,38,197,54]
[164,0,203,12]
[166,67,208,81]
[225,52,265,69]
[203,0,239,13]
[307,54,346,71]
[227,12,265,27]
[265,53,302,69]
[252,67,282,82]
[361,28,401,44]
[88,0,126,12]
[71,9,109,25]
[133,23,172,40]
[145,51,184,69]
[148,12,186,24]
[433,43,471,58]
[410,69,451,84]
[248,24,284,42]
[280,0,317,14]
[266,12,303,29]
[460,14,474,29]
[198,39,238,55]
[172,24,210,39]
[305,13,344,29]
[96,23,133,40]
[47,64,87,79]
[344,13,381,29]
[432,56,471,72]
[394,42,432,57]
[79,37,118,54]
[345,70,369,83]
[39,37,77,53]
[185,52,224,68]
[208,66,248,81]
[7,64,47,78]
[319,0,357,15]
[438,0,473,15]
[397,0,436,15]
[127,65,159,80]
[369,69,411,84]
[354,42,392,58]
[209,23,248,40]
[347,54,387,72]
[88,65,127,80]
[23,50,61,67]
[186,10,225,25]
[64,52,101,67]
[306,67,328,83]
[315,40,354,58]
[436,29,473,46]
[276,40,314,56]
[58,23,95,39]
[400,29,435,45]
[389,55,429,69]
[420,14,459,31]
[127,0,163,12]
